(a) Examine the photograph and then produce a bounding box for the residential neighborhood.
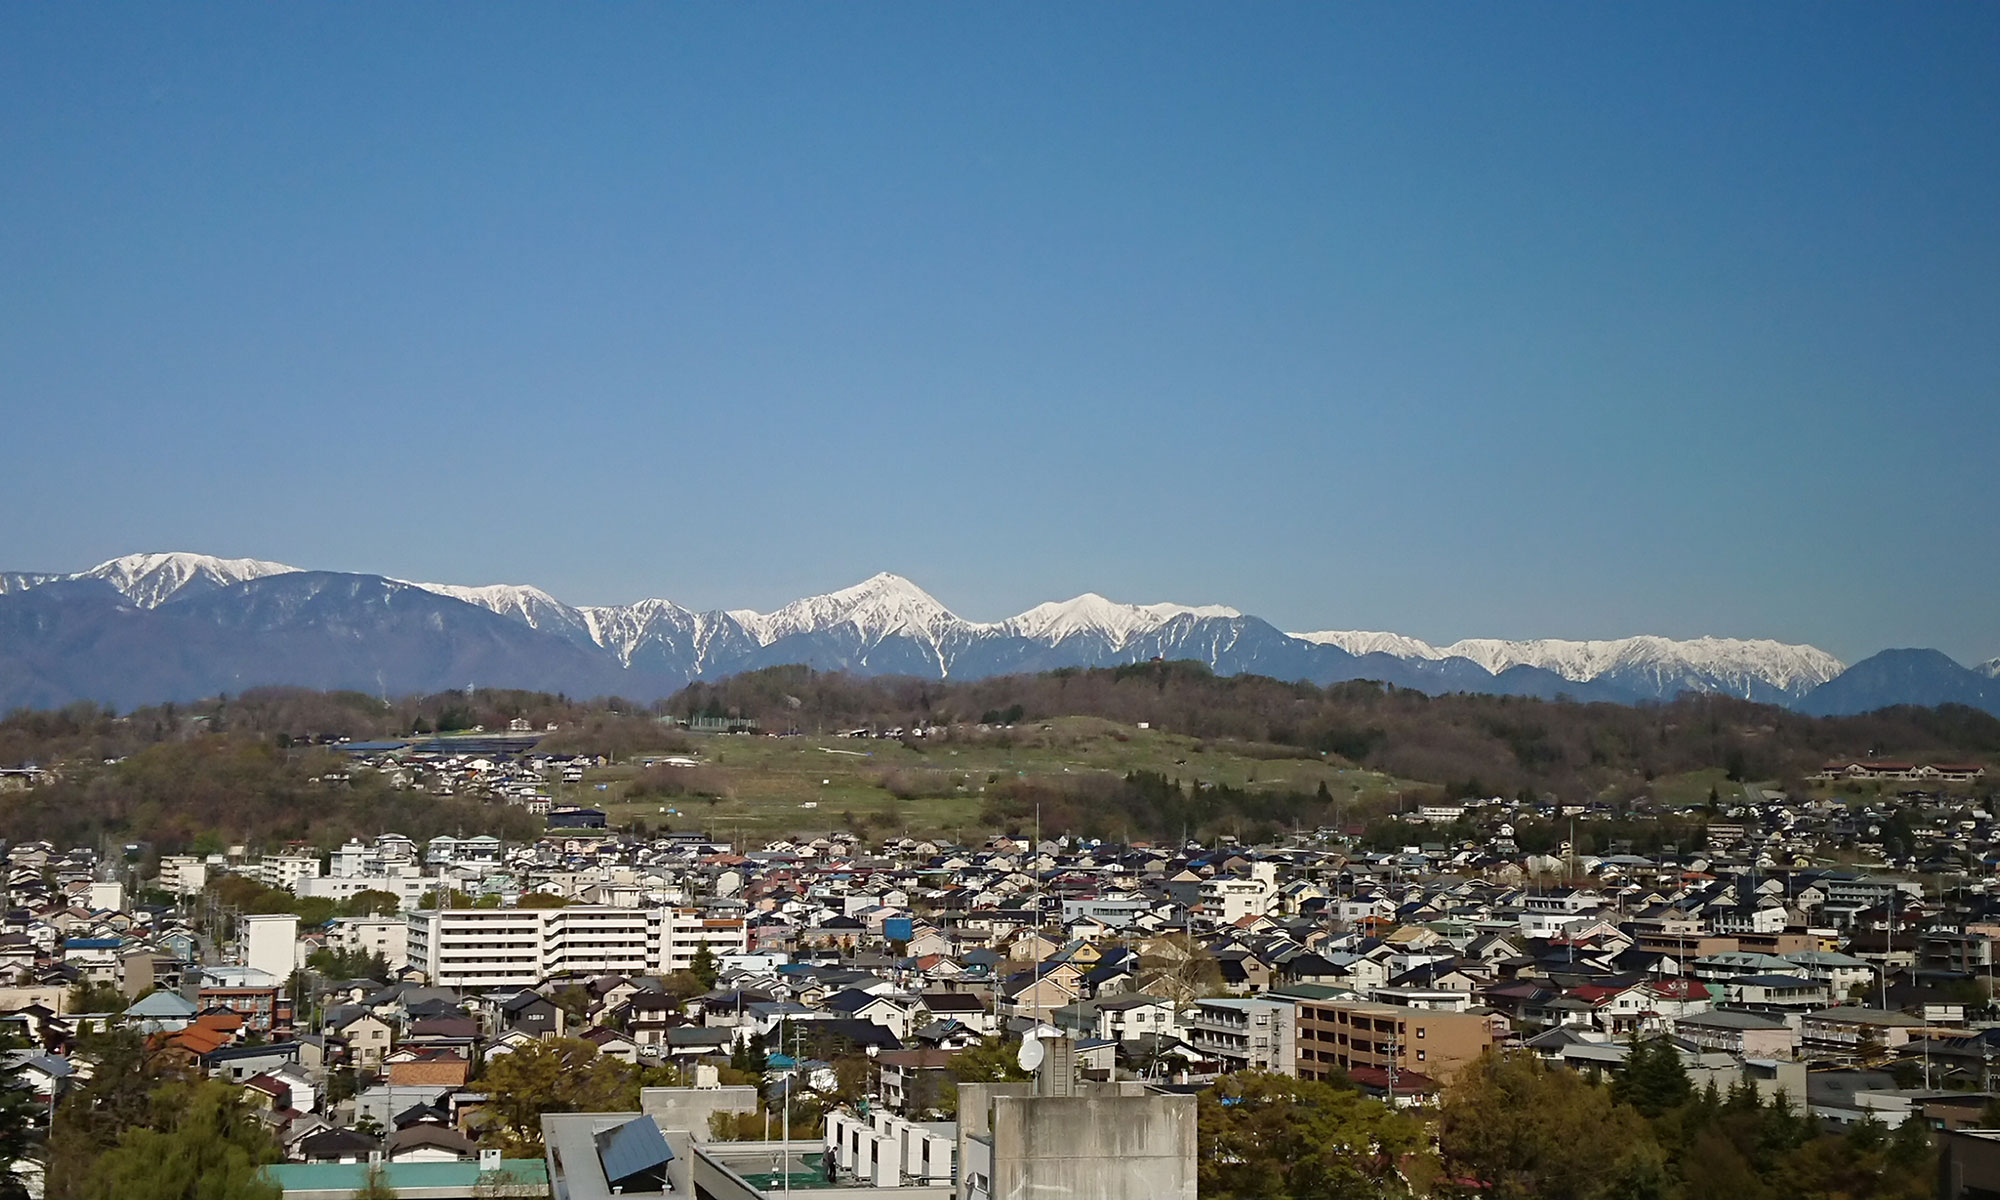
[4,737,2000,1196]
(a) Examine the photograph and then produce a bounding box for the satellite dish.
[1017,1035,1045,1073]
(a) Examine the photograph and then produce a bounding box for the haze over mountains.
[0,553,1994,718]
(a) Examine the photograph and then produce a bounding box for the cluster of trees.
[1439,1044,1932,1200]
[1203,1045,1934,1200]
[624,762,730,802]
[977,768,1353,845]
[0,732,544,855]
[206,873,402,931]
[47,1029,283,1200]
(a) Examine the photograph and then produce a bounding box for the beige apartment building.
[1294,999,1493,1083]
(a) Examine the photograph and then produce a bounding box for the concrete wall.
[638,1085,759,1143]
[985,1093,1196,1200]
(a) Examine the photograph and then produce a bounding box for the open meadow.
[573,717,1411,843]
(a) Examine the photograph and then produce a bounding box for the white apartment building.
[326,915,410,969]
[406,906,748,988]
[1197,863,1278,928]
[259,853,323,891]
[239,913,300,980]
[298,863,446,910]
[157,855,208,897]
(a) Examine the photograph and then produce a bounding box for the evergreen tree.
[1612,1037,1690,1119]
[86,1079,281,1200]
[0,1035,36,1200]
[690,943,719,990]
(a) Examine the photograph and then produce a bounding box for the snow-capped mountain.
[0,551,1985,715]
[13,552,304,609]
[999,593,1241,650]
[414,581,601,650]
[736,572,962,648]
[1294,630,1844,704]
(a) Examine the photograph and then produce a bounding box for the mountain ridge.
[0,551,1987,717]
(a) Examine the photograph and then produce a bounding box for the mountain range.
[0,552,1993,719]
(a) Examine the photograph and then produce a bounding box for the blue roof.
[126,991,197,1017]
[63,937,122,949]
[594,1114,674,1189]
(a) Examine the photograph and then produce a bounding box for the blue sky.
[3,5,1996,664]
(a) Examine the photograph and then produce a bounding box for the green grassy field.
[570,716,1409,843]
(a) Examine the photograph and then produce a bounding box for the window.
[1416,1027,1426,1039]
[1416,1049,1426,1062]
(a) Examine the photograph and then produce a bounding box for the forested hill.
[670,663,2000,795]
[0,664,1995,854]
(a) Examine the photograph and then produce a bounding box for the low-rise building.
[1294,998,1492,1084]
[1187,997,1295,1075]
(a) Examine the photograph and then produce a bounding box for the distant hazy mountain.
[0,551,1985,716]
[1794,648,2000,718]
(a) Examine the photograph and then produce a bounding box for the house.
[581,1026,639,1064]
[329,1010,395,1068]
[385,1048,471,1088]
[1052,995,1181,1044]
[500,990,561,1038]
[385,1123,479,1162]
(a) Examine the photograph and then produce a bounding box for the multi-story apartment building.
[1195,864,1277,929]
[1187,997,1295,1075]
[1799,1006,1927,1059]
[195,966,292,1035]
[407,906,747,988]
[1294,999,1491,1084]
[156,855,208,897]
[325,915,409,969]
[258,853,323,891]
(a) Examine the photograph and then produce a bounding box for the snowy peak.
[577,597,702,666]
[417,581,571,625]
[1290,629,1844,699]
[738,572,962,647]
[78,552,300,608]
[413,580,600,649]
[0,552,1898,709]
[1293,630,1448,660]
[1003,593,1241,649]
[1438,636,1845,695]
[1980,658,2000,679]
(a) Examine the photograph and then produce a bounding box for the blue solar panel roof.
[594,1115,673,1189]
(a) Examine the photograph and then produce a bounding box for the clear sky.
[3,5,1996,665]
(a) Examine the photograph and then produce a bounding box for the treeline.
[981,770,1343,844]
[3,666,1996,850]
[0,735,543,855]
[672,662,2000,801]
[0,687,634,766]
